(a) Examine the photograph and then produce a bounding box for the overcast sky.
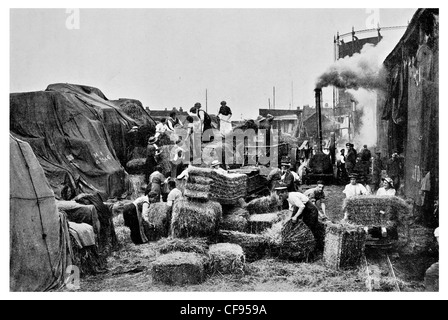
[10,8,416,119]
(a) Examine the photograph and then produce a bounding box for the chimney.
[314,88,323,153]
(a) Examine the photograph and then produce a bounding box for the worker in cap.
[343,173,368,198]
[275,186,320,247]
[280,161,296,192]
[345,143,357,174]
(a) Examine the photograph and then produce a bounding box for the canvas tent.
[10,134,71,292]
[10,83,155,199]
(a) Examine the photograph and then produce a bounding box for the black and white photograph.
[5,3,443,300]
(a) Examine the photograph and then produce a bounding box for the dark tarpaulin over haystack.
[46,83,156,166]
[10,83,144,199]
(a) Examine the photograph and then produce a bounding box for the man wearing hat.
[376,177,396,196]
[345,143,357,174]
[281,161,296,192]
[275,187,319,239]
[211,160,227,174]
[145,136,160,183]
[343,173,368,198]
[255,115,266,124]
[218,101,233,136]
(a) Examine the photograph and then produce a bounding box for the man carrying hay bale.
[148,165,167,202]
[275,187,319,240]
[144,201,173,241]
[304,180,328,220]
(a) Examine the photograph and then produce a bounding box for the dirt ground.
[63,185,429,293]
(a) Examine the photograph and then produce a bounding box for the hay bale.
[127,174,146,200]
[156,237,209,255]
[185,182,211,193]
[246,193,282,215]
[183,189,210,201]
[217,230,270,262]
[152,252,208,285]
[126,158,147,175]
[221,208,249,232]
[188,176,213,185]
[208,243,246,275]
[265,219,316,262]
[188,166,217,179]
[314,220,328,252]
[342,196,410,227]
[171,199,222,238]
[146,202,172,241]
[323,222,366,270]
[248,213,281,234]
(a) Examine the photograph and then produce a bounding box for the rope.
[15,139,57,281]
[386,253,401,292]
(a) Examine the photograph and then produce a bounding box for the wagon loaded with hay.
[342,196,410,249]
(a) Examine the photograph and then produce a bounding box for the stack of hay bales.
[323,222,367,270]
[152,252,209,285]
[265,219,316,262]
[171,167,224,240]
[208,243,246,275]
[187,167,247,205]
[221,207,250,233]
[184,176,212,200]
[217,230,271,262]
[146,202,172,241]
[171,198,222,239]
[246,193,282,215]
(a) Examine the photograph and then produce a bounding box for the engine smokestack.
[314,88,323,153]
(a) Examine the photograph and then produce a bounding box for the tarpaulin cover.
[57,201,101,235]
[10,135,71,292]
[46,83,156,165]
[10,84,133,198]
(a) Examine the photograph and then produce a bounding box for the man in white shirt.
[155,119,168,139]
[275,187,319,238]
[167,180,183,207]
[343,174,368,198]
